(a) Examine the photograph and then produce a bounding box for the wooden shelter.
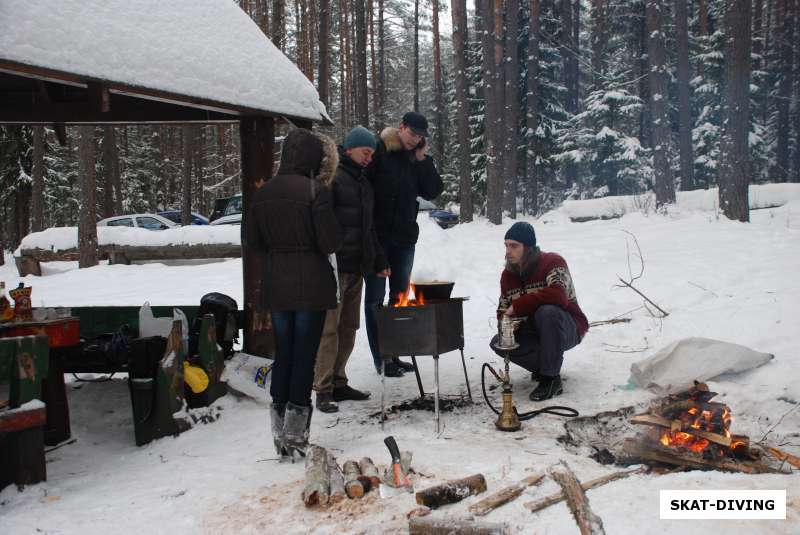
[0,0,332,354]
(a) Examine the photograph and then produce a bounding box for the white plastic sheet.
[630,337,774,393]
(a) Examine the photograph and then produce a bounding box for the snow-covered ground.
[1,197,799,534]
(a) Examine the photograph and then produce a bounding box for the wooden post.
[240,116,274,356]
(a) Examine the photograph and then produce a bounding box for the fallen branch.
[589,318,632,327]
[416,474,487,509]
[302,445,330,507]
[549,461,606,535]
[328,454,346,504]
[468,473,544,516]
[763,446,800,469]
[616,277,669,317]
[524,466,645,513]
[408,515,508,535]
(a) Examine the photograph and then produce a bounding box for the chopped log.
[468,473,544,516]
[622,438,786,474]
[630,414,732,447]
[302,445,330,507]
[763,446,800,469]
[415,474,487,509]
[408,515,508,535]
[359,457,382,488]
[549,461,606,535]
[328,454,346,504]
[342,460,365,499]
[524,467,645,513]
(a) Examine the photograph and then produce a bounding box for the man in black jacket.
[364,112,444,376]
[313,126,390,412]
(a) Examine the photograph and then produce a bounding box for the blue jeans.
[270,310,326,407]
[364,244,415,370]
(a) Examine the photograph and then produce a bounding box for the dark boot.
[315,392,339,413]
[270,402,288,460]
[393,357,415,372]
[333,385,371,402]
[283,402,313,461]
[382,360,405,377]
[530,375,563,401]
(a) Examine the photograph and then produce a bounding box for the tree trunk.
[339,0,349,132]
[675,0,694,191]
[451,0,473,222]
[182,125,194,226]
[718,0,752,221]
[525,0,541,215]
[369,0,379,127]
[354,0,370,125]
[591,0,607,87]
[480,0,505,224]
[794,0,800,182]
[77,126,98,268]
[378,0,386,130]
[272,0,285,50]
[647,0,676,207]
[503,0,521,217]
[638,3,651,148]
[318,0,330,107]
[102,125,119,218]
[432,0,446,159]
[414,0,421,112]
[561,0,578,187]
[775,0,794,181]
[31,126,45,232]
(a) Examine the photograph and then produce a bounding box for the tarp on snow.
[630,337,774,393]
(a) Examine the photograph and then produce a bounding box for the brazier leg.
[459,349,472,401]
[411,356,425,399]
[434,355,440,434]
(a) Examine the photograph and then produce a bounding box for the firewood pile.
[622,381,799,474]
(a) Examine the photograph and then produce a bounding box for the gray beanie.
[344,125,377,150]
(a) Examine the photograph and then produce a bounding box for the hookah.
[482,315,579,431]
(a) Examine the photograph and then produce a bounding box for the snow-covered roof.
[0,0,330,123]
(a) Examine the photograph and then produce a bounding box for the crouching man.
[491,222,589,401]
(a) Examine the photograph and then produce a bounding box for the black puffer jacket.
[332,147,388,274]
[366,127,444,247]
[245,129,342,311]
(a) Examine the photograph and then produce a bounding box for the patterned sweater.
[497,251,589,339]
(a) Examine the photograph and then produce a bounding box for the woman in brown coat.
[246,128,341,460]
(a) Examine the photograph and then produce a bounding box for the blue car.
[417,198,459,229]
[157,211,210,226]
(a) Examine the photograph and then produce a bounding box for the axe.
[381,435,413,496]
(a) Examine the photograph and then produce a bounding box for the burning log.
[415,474,487,509]
[524,467,646,513]
[342,460,366,498]
[468,473,544,516]
[549,462,606,535]
[408,515,508,535]
[630,414,733,448]
[359,457,382,489]
[328,454,346,504]
[302,446,330,507]
[622,438,785,474]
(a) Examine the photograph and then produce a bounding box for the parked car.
[209,213,242,226]
[97,214,176,230]
[157,211,209,225]
[209,194,242,222]
[417,198,459,229]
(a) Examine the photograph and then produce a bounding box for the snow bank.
[0,0,329,122]
[15,225,241,255]
[561,183,800,221]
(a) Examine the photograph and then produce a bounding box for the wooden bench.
[15,244,241,276]
[0,334,49,491]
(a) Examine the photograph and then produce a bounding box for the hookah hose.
[481,362,579,420]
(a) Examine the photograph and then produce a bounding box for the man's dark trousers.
[364,244,415,370]
[490,305,581,377]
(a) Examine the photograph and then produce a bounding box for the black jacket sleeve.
[244,199,268,253]
[415,156,444,200]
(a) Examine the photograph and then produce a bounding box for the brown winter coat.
[245,129,342,311]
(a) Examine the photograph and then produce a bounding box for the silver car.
[97,214,177,230]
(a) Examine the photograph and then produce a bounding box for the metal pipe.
[434,354,440,434]
[459,348,472,401]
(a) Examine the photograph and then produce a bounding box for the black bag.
[188,292,239,360]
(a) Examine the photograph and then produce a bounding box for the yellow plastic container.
[183,361,209,394]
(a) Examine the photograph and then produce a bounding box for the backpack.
[188,292,239,360]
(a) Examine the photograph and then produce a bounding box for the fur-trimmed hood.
[380,127,405,153]
[277,128,338,186]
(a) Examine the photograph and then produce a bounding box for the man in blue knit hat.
[492,222,589,401]
[313,126,390,413]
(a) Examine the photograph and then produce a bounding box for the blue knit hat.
[344,126,376,150]
[504,222,537,247]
